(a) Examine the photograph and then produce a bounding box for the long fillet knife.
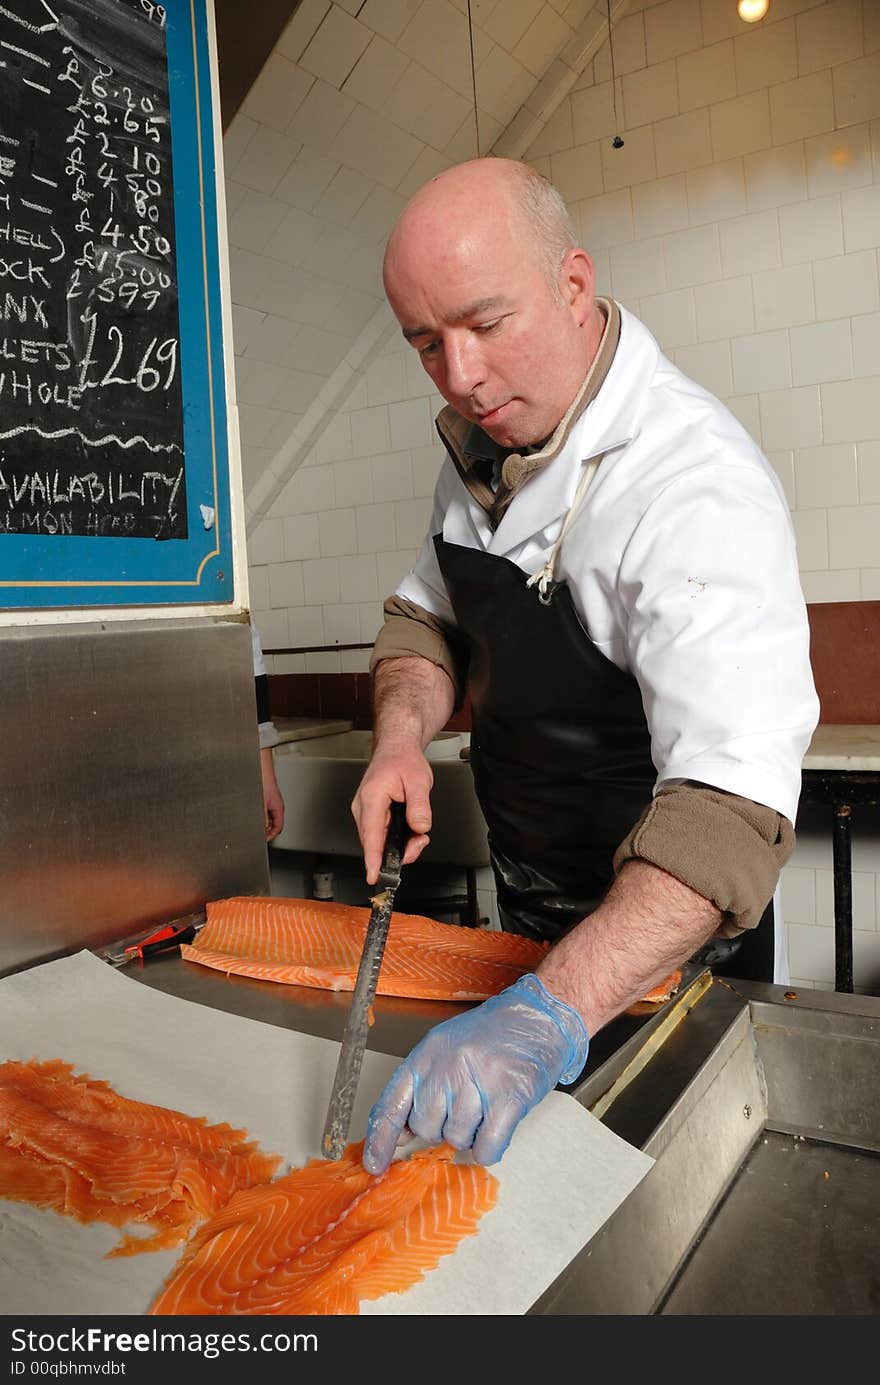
[321,801,409,1161]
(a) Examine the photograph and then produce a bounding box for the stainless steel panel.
[131,948,698,1074]
[533,1001,766,1314]
[0,619,269,976]
[660,1131,880,1314]
[747,990,880,1152]
[128,948,467,1055]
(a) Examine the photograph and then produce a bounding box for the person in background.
[251,622,284,843]
[351,157,819,1176]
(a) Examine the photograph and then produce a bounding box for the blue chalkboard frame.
[0,0,234,609]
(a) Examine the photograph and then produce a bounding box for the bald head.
[384,158,577,300]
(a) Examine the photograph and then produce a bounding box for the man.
[352,157,818,1177]
[251,621,285,842]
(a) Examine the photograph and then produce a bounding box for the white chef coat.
[396,303,819,826]
[251,620,280,750]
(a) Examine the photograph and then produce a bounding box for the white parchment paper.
[0,951,652,1316]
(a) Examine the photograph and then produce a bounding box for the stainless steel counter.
[271,717,354,745]
[804,723,880,771]
[127,948,698,1081]
[129,947,462,1058]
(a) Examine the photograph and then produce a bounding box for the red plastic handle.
[123,923,177,957]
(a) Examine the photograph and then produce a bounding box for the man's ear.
[560,248,595,325]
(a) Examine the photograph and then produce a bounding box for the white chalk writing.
[0,0,185,539]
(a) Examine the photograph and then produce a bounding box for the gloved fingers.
[470,1096,529,1167]
[439,1081,484,1152]
[407,1072,454,1147]
[363,1064,415,1176]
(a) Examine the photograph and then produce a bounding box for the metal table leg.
[466,866,481,926]
[832,803,853,993]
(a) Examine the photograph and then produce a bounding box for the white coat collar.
[485,305,659,557]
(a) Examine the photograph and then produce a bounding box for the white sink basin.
[271,730,490,866]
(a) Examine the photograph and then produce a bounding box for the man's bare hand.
[260,747,285,842]
[351,745,434,884]
[355,654,457,882]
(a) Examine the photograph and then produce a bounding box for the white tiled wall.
[237,0,880,992]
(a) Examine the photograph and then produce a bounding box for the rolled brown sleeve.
[612,781,795,934]
[370,596,470,707]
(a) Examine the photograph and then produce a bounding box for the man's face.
[384,211,593,450]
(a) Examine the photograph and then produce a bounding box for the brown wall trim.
[268,601,880,731]
[806,600,880,724]
[268,670,472,731]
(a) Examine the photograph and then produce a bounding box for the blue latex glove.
[363,973,589,1175]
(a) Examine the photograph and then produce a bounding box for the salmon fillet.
[181,896,550,1001]
[0,1059,282,1256]
[640,968,682,1002]
[149,1140,498,1316]
[182,897,682,1007]
[625,968,683,1013]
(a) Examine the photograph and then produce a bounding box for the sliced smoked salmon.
[149,1140,498,1315]
[0,1059,282,1256]
[180,897,550,1002]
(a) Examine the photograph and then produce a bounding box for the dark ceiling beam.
[214,0,304,130]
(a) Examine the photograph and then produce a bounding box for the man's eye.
[418,341,440,358]
[476,319,501,334]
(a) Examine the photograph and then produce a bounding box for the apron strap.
[525,453,603,605]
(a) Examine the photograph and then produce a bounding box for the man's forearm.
[372,655,456,753]
[536,860,721,1036]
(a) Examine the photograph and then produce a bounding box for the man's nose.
[443,335,485,398]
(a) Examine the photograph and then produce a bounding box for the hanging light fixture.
[466,0,481,156]
[606,0,623,148]
[738,0,769,20]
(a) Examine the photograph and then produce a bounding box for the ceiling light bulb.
[738,0,769,20]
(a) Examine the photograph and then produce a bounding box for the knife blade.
[321,800,409,1161]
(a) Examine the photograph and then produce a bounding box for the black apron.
[435,532,657,943]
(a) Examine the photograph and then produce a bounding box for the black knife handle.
[377,801,409,891]
[138,925,197,960]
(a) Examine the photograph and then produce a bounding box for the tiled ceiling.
[218,0,606,521]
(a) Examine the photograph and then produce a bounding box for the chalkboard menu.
[0,0,234,606]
